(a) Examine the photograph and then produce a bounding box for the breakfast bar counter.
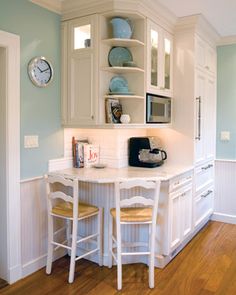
[50,165,194,268]
[50,165,193,183]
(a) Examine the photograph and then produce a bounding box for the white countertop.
[50,164,193,183]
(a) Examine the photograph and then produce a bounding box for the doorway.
[0,47,7,286]
[0,30,21,284]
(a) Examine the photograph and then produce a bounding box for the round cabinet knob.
[120,114,131,124]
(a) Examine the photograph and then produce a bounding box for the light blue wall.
[217,44,236,159]
[0,0,64,179]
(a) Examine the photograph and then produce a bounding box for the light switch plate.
[220,131,230,141]
[24,135,39,148]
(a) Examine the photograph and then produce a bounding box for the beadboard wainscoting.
[20,177,65,278]
[211,159,236,224]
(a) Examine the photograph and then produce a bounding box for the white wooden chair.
[45,174,103,283]
[109,178,161,290]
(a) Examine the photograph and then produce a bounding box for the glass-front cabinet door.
[150,28,159,87]
[147,20,173,97]
[63,15,98,126]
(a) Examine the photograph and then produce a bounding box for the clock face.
[28,57,53,87]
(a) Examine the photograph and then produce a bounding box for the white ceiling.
[32,0,236,37]
[157,0,236,37]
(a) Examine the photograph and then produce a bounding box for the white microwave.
[146,93,171,123]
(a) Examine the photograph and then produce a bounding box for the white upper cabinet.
[147,20,173,97]
[62,15,98,126]
[195,35,216,75]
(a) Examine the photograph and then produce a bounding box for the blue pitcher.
[110,17,133,39]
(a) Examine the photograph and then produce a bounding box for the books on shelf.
[105,98,122,123]
[72,137,99,168]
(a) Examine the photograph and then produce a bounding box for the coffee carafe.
[129,137,167,168]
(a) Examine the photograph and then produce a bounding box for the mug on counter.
[120,114,131,124]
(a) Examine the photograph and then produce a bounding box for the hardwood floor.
[0,279,8,290]
[1,221,236,295]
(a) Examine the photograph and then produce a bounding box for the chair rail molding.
[0,30,21,283]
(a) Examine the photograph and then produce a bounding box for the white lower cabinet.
[168,184,192,253]
[194,185,214,228]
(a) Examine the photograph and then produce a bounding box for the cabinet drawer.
[169,172,193,193]
[194,186,213,228]
[195,162,214,193]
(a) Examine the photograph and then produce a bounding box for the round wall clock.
[28,56,53,87]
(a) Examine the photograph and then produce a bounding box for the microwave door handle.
[195,96,201,140]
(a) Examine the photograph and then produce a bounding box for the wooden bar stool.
[45,174,103,283]
[109,178,161,290]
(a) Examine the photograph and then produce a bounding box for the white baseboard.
[8,264,22,284]
[211,212,236,224]
[22,249,66,279]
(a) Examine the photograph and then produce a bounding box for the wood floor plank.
[1,221,236,295]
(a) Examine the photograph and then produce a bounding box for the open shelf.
[101,66,144,73]
[102,38,144,47]
[104,94,144,100]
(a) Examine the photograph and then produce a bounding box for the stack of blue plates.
[109,76,133,95]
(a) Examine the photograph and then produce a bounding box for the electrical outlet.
[24,135,39,148]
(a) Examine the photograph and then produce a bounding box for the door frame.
[0,30,21,283]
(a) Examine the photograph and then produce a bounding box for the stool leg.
[66,219,71,255]
[117,223,122,290]
[98,208,103,266]
[68,219,78,283]
[149,223,155,288]
[108,213,113,268]
[46,214,54,274]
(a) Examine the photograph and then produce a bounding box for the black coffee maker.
[129,137,167,168]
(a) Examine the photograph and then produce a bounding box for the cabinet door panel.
[68,53,94,124]
[195,36,206,69]
[181,186,192,240]
[169,192,181,251]
[195,70,206,164]
[194,186,214,228]
[205,76,216,160]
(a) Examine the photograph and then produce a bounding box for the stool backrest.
[45,174,78,219]
[115,178,161,224]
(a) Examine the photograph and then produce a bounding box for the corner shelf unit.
[99,12,146,126]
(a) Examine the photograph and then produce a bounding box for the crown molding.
[29,0,62,14]
[217,35,236,46]
[175,14,220,46]
[61,0,176,33]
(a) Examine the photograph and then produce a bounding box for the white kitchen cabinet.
[174,16,217,166]
[194,184,214,228]
[61,15,99,126]
[147,19,173,97]
[195,161,214,194]
[194,69,216,165]
[195,35,216,75]
[168,184,192,252]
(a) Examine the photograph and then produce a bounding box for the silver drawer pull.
[201,164,213,170]
[201,190,213,198]
[174,181,180,186]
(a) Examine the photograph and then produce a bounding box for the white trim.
[217,36,236,46]
[22,249,65,278]
[20,176,43,184]
[0,30,21,284]
[48,157,73,172]
[211,213,236,225]
[215,158,236,163]
[29,0,62,14]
